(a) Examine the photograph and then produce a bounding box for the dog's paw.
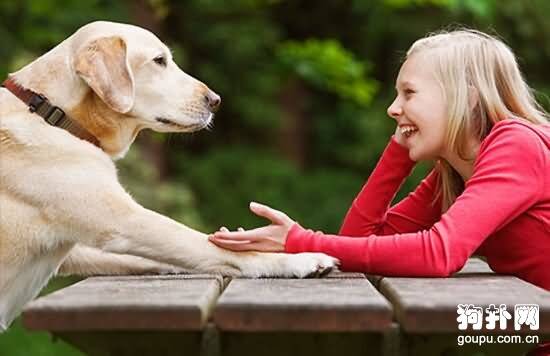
[235,252,339,278]
[282,253,340,278]
[150,264,191,275]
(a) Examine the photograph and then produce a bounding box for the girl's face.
[387,53,448,161]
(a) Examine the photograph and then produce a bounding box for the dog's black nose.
[205,90,221,112]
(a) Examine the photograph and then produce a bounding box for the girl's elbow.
[435,257,468,277]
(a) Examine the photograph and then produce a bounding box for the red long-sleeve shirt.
[285,119,550,290]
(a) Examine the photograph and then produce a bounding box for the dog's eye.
[153,55,167,67]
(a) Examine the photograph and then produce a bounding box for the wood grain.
[23,274,223,331]
[214,278,392,332]
[380,259,550,334]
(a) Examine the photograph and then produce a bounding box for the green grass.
[0,277,84,356]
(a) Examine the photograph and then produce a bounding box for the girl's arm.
[286,123,545,276]
[339,137,441,237]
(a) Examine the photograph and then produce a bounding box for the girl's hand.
[208,202,294,252]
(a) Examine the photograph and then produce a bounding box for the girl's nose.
[387,97,402,119]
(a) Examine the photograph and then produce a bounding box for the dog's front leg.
[91,205,337,278]
[57,244,190,277]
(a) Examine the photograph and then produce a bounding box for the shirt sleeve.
[286,123,545,277]
[339,136,441,237]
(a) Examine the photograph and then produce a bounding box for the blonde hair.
[406,29,549,212]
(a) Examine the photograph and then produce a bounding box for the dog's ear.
[74,36,134,113]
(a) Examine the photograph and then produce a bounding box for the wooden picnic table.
[22,258,550,356]
[379,259,550,356]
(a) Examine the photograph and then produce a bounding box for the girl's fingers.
[210,237,252,245]
[209,235,281,252]
[219,226,229,232]
[249,202,289,225]
[212,231,252,240]
[209,237,257,251]
[212,226,268,241]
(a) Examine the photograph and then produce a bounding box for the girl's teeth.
[400,126,418,137]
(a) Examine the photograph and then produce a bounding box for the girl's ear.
[468,85,479,112]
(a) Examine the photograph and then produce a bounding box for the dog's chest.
[0,245,71,331]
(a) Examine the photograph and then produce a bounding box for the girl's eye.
[404,88,416,95]
[153,55,167,67]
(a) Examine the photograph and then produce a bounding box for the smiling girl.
[209,30,550,292]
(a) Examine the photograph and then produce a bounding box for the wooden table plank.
[23,274,223,331]
[454,257,494,274]
[380,271,550,334]
[214,278,392,332]
[325,271,366,279]
[367,257,493,289]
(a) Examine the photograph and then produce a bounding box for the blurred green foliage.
[183,145,364,231]
[1,0,549,354]
[277,39,378,106]
[117,146,207,230]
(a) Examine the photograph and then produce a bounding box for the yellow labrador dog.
[0,21,337,331]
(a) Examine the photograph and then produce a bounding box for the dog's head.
[71,21,220,133]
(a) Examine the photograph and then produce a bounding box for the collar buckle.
[28,93,66,125]
[28,93,47,113]
[2,76,100,148]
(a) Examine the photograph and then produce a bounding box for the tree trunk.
[278,78,309,169]
[127,0,169,180]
